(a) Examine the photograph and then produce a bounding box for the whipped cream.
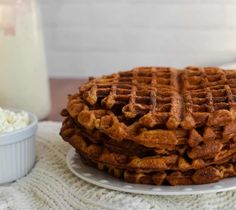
[0,107,30,134]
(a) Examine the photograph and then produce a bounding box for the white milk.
[0,0,51,119]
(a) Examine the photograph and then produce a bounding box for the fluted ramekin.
[0,111,38,184]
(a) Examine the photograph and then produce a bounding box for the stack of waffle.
[60,66,236,185]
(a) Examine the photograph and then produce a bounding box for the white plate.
[66,148,236,195]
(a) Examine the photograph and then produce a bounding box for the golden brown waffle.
[60,116,236,172]
[80,151,236,186]
[62,116,187,157]
[61,117,236,185]
[60,66,236,186]
[64,115,236,161]
[64,67,236,147]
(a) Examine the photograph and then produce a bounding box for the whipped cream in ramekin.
[0,107,30,134]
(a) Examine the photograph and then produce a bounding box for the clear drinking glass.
[0,0,51,120]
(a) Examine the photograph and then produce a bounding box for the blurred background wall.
[39,0,236,77]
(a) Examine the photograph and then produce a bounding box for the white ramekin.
[0,111,38,184]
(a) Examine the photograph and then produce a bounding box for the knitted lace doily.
[1,122,236,210]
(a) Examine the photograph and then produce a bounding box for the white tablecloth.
[0,122,236,210]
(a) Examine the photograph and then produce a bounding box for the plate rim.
[66,147,236,195]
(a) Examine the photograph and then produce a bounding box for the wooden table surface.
[48,78,86,121]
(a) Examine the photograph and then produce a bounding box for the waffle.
[80,151,236,186]
[65,68,236,145]
[60,117,236,185]
[63,116,236,161]
[60,66,236,186]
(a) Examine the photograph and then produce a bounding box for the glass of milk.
[0,0,51,120]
